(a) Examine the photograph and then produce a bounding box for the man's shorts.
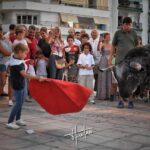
[0,64,6,72]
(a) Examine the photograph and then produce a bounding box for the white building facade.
[0,0,149,43]
[0,0,117,37]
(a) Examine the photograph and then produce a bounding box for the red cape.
[29,79,92,115]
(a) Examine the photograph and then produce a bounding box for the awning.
[94,17,109,24]
[78,17,95,28]
[60,13,79,23]
[78,17,94,24]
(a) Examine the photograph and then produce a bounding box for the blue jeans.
[49,55,63,80]
[8,88,25,123]
[0,64,6,72]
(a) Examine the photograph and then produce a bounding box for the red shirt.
[25,37,38,66]
[9,34,16,43]
[64,45,80,63]
[26,37,37,59]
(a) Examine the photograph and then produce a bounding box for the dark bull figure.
[100,45,150,99]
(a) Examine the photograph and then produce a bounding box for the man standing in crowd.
[4,24,16,44]
[109,17,138,108]
[75,31,81,42]
[89,29,100,92]
[26,25,37,61]
[65,28,81,47]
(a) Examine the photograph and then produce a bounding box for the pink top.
[51,40,64,57]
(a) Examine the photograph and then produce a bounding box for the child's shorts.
[0,64,6,72]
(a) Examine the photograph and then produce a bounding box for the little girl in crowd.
[77,42,95,104]
[36,51,48,77]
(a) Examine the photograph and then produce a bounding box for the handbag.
[111,71,118,84]
[55,58,66,69]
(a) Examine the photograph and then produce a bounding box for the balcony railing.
[60,0,108,10]
[118,3,143,12]
[97,6,108,10]
[60,0,86,7]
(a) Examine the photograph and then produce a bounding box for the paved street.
[0,96,150,150]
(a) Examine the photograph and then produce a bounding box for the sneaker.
[128,101,134,109]
[8,100,13,106]
[90,99,95,104]
[6,122,20,129]
[117,101,124,108]
[16,119,26,126]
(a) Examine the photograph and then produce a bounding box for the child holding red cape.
[6,43,45,129]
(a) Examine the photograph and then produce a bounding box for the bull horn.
[99,65,115,72]
[129,62,142,71]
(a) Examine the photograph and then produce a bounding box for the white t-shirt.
[27,64,36,76]
[13,39,28,47]
[36,59,47,76]
[74,38,81,46]
[77,53,95,75]
[64,38,81,47]
[0,39,12,64]
[3,32,10,39]
[89,37,99,52]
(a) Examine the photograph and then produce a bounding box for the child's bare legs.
[0,71,7,96]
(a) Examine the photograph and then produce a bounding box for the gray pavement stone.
[21,133,57,144]
[79,145,114,150]
[45,139,79,150]
[122,134,150,145]
[102,139,142,150]
[0,139,37,150]
[139,147,150,150]
[78,134,114,145]
[95,128,132,139]
[0,99,150,150]
[0,134,11,141]
[16,145,51,150]
[139,130,150,137]
[113,126,150,136]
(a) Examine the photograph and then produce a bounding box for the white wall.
[2,12,13,24]
[109,0,118,37]
[39,12,59,26]
[141,0,148,44]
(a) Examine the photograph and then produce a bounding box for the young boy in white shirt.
[77,42,95,104]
